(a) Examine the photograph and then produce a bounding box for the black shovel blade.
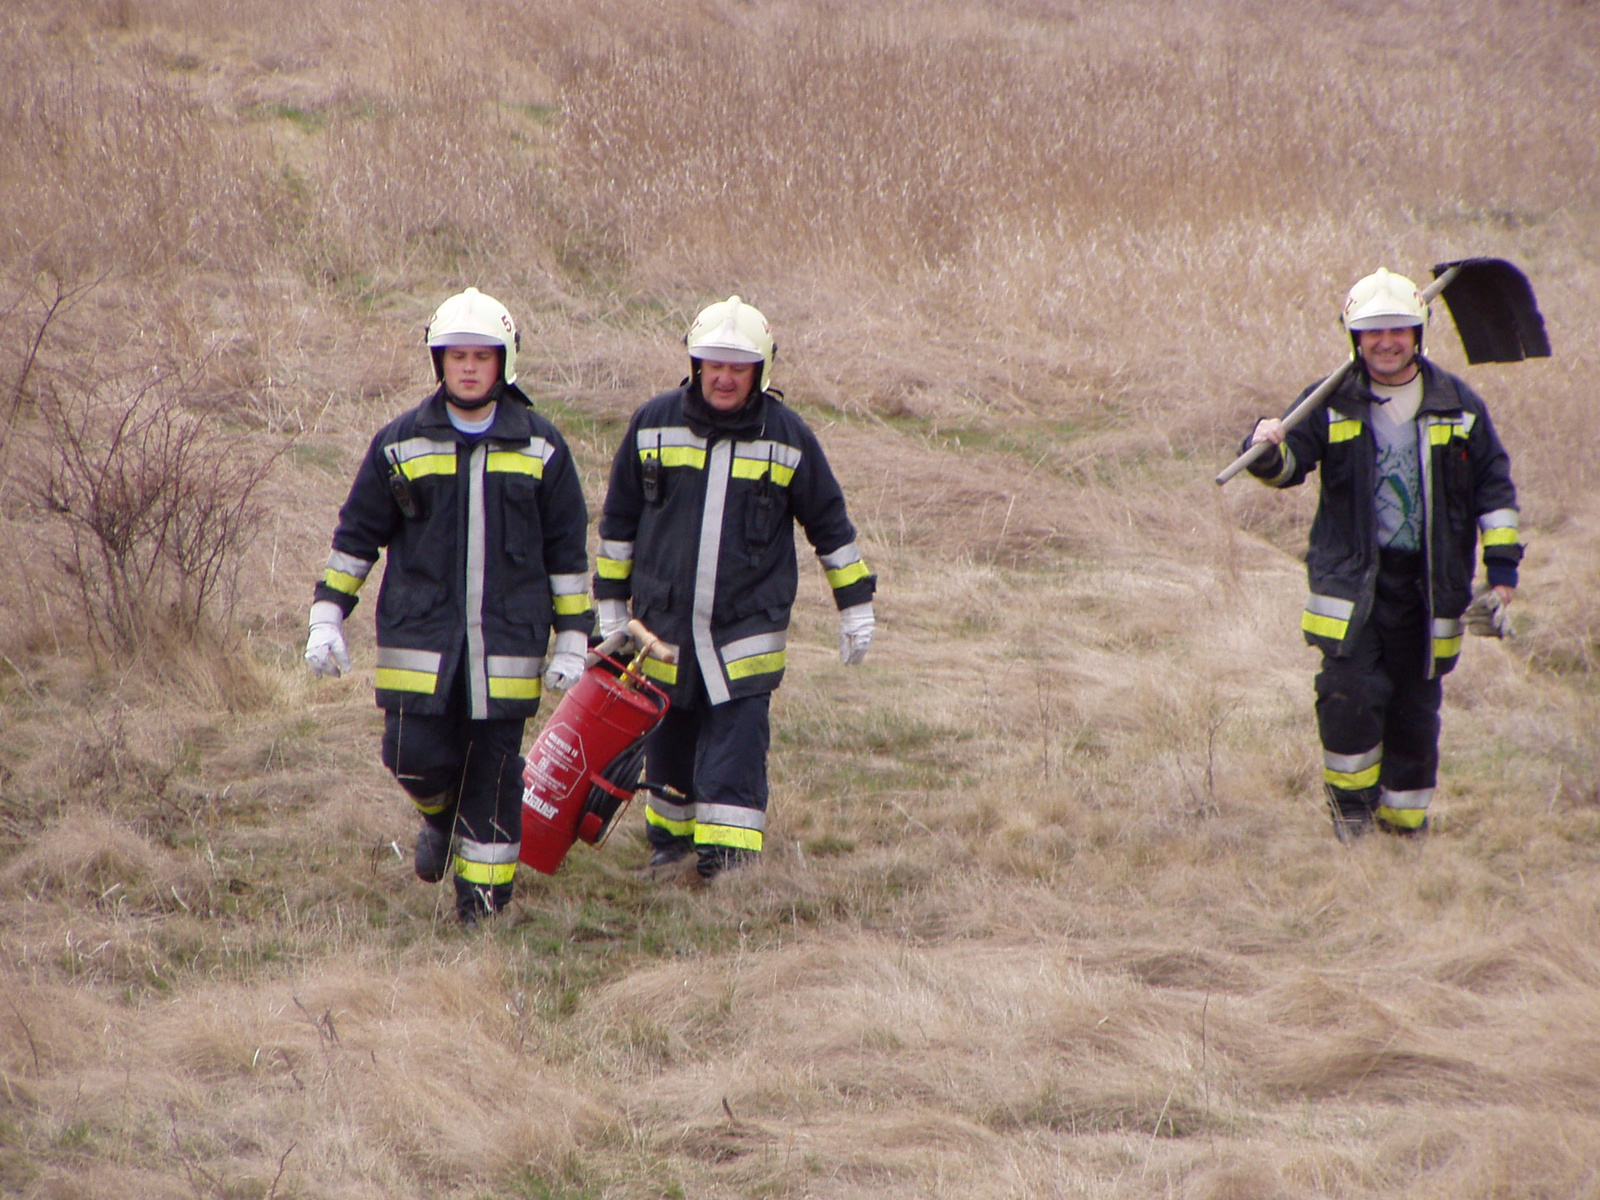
[1431,258,1551,364]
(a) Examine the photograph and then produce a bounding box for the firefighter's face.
[698,359,758,411]
[1356,326,1420,386]
[441,345,501,406]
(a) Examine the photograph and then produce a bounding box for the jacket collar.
[415,384,536,443]
[1332,357,1461,418]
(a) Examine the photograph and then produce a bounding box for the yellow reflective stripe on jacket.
[596,540,634,582]
[1432,617,1462,661]
[820,541,870,591]
[390,436,458,480]
[375,647,441,694]
[731,457,796,485]
[1327,412,1362,443]
[731,439,801,485]
[323,550,375,596]
[549,572,590,616]
[1302,593,1354,641]
[486,439,552,478]
[641,656,678,685]
[1256,443,1297,488]
[644,445,706,469]
[487,654,543,700]
[636,426,707,470]
[1427,412,1477,445]
[1478,507,1520,547]
[722,632,787,682]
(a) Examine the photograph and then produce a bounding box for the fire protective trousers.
[381,670,526,916]
[643,690,771,856]
[1315,549,1441,831]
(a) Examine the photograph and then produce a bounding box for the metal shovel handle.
[1215,264,1463,487]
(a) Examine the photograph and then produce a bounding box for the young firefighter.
[305,288,592,921]
[1244,268,1522,841]
[592,295,876,879]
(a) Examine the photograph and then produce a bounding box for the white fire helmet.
[1342,268,1428,352]
[686,295,775,392]
[425,288,519,386]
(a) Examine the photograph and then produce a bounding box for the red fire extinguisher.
[519,621,674,874]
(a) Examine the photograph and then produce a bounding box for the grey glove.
[597,599,630,640]
[305,601,352,678]
[838,602,874,665]
[1462,588,1513,639]
[542,630,589,690]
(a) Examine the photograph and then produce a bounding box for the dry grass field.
[3,1,1600,1196]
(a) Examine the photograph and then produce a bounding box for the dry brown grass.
[3,0,1600,1197]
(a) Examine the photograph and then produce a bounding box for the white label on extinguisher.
[524,720,588,810]
[523,790,559,819]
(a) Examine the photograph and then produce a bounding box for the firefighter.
[304,288,592,921]
[1244,268,1522,840]
[593,295,876,879]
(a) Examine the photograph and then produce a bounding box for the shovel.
[1215,257,1549,486]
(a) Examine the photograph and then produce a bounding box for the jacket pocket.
[501,477,542,564]
[632,575,674,620]
[379,581,448,625]
[501,586,553,631]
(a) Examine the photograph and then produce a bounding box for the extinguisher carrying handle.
[626,619,676,664]
[586,629,632,667]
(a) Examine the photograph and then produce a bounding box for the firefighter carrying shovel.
[1237,267,1526,841]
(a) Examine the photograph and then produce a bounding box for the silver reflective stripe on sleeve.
[694,441,733,705]
[326,549,374,579]
[466,442,489,718]
[549,573,589,595]
[819,542,862,571]
[598,539,634,561]
[695,802,767,832]
[486,655,542,678]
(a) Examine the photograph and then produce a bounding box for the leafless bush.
[27,363,283,656]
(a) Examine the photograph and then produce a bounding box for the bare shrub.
[26,361,283,657]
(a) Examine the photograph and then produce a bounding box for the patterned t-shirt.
[1369,375,1424,550]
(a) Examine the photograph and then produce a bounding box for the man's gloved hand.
[597,598,630,640]
[305,601,352,678]
[1463,587,1514,639]
[839,603,874,665]
[542,630,588,691]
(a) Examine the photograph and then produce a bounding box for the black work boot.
[455,879,511,925]
[696,846,752,880]
[414,822,452,882]
[636,839,694,881]
[1325,785,1377,844]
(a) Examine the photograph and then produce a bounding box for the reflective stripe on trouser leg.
[644,690,771,852]
[691,693,771,853]
[644,704,699,851]
[450,717,528,903]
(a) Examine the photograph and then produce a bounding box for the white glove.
[543,652,585,690]
[543,630,588,691]
[1462,587,1513,639]
[839,603,874,665]
[598,598,630,639]
[305,600,352,678]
